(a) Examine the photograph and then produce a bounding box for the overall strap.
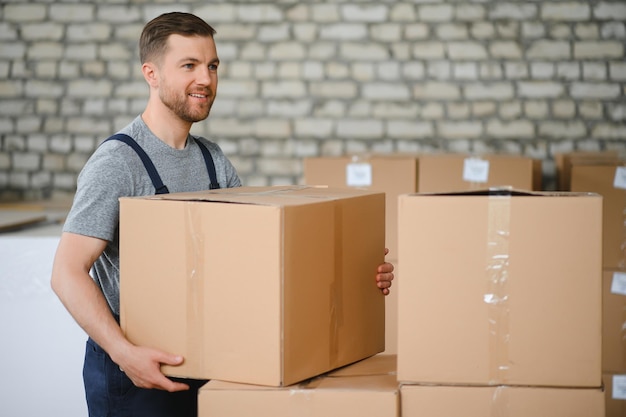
[104,134,169,194]
[192,137,221,189]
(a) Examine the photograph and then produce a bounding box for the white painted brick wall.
[527,40,571,60]
[595,2,626,20]
[342,4,388,22]
[487,120,535,138]
[388,120,433,138]
[1,0,624,199]
[4,4,47,22]
[490,4,537,20]
[438,121,483,139]
[542,3,591,21]
[419,5,454,22]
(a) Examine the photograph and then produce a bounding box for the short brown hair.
[139,12,217,64]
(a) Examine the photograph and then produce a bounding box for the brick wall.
[1,1,625,200]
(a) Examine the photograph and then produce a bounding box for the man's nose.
[196,66,212,85]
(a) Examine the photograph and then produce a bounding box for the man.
[51,11,394,417]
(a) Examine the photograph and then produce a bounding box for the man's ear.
[142,62,159,88]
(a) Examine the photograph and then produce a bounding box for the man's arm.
[51,231,188,392]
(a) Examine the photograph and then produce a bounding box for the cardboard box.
[401,384,605,417]
[120,185,386,386]
[416,153,542,193]
[397,189,602,387]
[554,151,620,191]
[604,373,626,417]
[303,153,540,260]
[603,269,626,373]
[198,354,399,417]
[571,164,626,269]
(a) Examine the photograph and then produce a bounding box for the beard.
[160,86,214,123]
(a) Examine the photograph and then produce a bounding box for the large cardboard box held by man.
[198,354,399,417]
[119,185,386,387]
[397,189,602,387]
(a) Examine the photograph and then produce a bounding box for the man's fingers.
[163,379,191,392]
[158,353,184,367]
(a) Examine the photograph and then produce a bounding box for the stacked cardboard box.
[554,150,620,192]
[416,153,542,193]
[401,384,605,416]
[198,353,400,417]
[397,189,605,415]
[569,162,626,269]
[119,185,386,387]
[559,152,626,416]
[303,153,541,262]
[603,372,626,417]
[603,269,626,415]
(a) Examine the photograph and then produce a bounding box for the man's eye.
[209,64,218,71]
[183,63,194,69]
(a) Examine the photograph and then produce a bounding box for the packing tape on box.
[329,203,344,368]
[485,189,512,385]
[491,386,509,415]
[185,202,205,371]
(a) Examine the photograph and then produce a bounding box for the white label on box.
[463,157,490,183]
[346,163,372,187]
[614,167,626,190]
[611,272,626,296]
[613,375,626,400]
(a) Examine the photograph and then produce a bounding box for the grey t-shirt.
[63,116,241,316]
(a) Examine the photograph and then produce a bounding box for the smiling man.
[51,12,394,417]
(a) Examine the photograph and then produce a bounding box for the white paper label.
[611,272,626,296]
[614,167,626,190]
[346,163,372,187]
[463,158,490,183]
[613,375,626,400]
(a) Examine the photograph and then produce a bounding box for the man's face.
[156,34,219,123]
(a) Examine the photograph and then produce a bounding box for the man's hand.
[113,344,190,392]
[376,248,395,296]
